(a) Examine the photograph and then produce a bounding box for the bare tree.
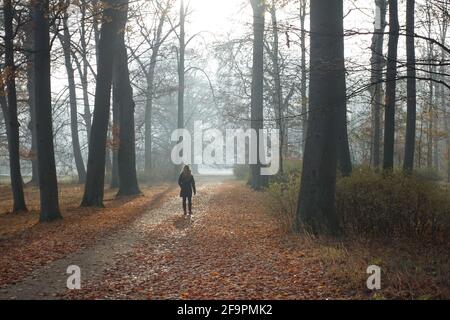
[134,0,174,179]
[299,0,307,155]
[81,0,127,207]
[383,0,399,171]
[58,0,86,182]
[178,0,186,132]
[370,0,386,169]
[404,0,417,172]
[3,0,27,212]
[250,0,268,190]
[32,0,62,222]
[268,1,284,174]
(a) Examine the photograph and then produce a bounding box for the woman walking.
[178,165,196,216]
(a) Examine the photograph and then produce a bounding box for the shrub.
[268,159,302,185]
[265,168,450,241]
[282,159,302,175]
[414,167,443,183]
[265,172,300,232]
[336,169,450,241]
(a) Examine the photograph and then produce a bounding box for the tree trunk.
[0,71,12,186]
[300,0,307,156]
[4,0,28,213]
[270,2,284,174]
[337,52,352,177]
[27,70,38,185]
[79,0,92,140]
[144,74,154,179]
[383,0,399,171]
[250,0,268,190]
[403,0,417,173]
[110,87,119,189]
[59,5,86,183]
[295,0,344,235]
[91,0,101,64]
[32,0,62,222]
[427,70,434,168]
[336,2,352,177]
[370,0,386,170]
[114,27,141,197]
[81,0,126,207]
[23,20,39,186]
[178,0,185,132]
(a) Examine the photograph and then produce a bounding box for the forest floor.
[0,178,348,300]
[0,178,448,299]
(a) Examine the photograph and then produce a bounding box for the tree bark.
[295,0,344,235]
[269,2,285,174]
[110,87,119,189]
[299,0,307,156]
[383,0,399,171]
[4,0,28,213]
[337,34,352,177]
[250,0,268,190]
[175,0,187,173]
[178,0,185,132]
[370,0,386,170]
[81,0,126,207]
[59,4,86,183]
[403,0,417,173]
[23,19,39,186]
[79,0,92,140]
[32,0,62,222]
[114,21,141,197]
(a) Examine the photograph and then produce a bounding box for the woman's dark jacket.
[178,173,196,198]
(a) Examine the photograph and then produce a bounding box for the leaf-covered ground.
[61,181,348,300]
[2,179,446,300]
[0,183,173,290]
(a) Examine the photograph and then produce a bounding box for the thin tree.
[249,0,267,190]
[295,0,344,235]
[403,0,417,173]
[370,0,387,170]
[58,1,86,182]
[23,18,38,185]
[81,0,127,207]
[299,0,307,155]
[383,0,399,171]
[3,0,27,212]
[78,0,92,139]
[337,19,352,178]
[178,0,185,133]
[32,0,62,222]
[269,0,286,174]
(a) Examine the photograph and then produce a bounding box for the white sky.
[186,0,251,37]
